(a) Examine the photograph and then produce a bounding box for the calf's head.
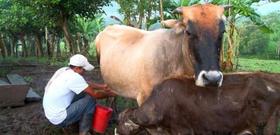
[163,4,227,87]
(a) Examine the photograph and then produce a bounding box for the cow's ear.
[174,22,185,34]
[173,7,183,15]
[161,19,185,34]
[161,19,178,28]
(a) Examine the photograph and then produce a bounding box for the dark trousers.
[58,92,96,133]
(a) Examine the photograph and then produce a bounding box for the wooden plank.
[0,84,29,107]
[0,79,9,85]
[25,88,41,102]
[6,74,27,85]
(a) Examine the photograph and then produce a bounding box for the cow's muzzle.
[195,70,223,87]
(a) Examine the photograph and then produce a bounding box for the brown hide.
[95,4,225,105]
[117,72,280,135]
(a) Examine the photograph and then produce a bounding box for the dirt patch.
[0,65,121,135]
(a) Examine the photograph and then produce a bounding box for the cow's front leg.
[136,92,148,106]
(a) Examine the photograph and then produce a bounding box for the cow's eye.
[185,29,191,36]
[185,29,196,38]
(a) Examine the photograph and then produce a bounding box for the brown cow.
[95,4,226,105]
[116,72,280,135]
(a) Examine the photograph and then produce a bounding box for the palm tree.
[211,0,271,71]
[72,15,105,56]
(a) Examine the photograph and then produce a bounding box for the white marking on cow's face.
[114,128,119,135]
[221,15,227,22]
[267,86,276,93]
[238,130,253,135]
[124,119,140,129]
[196,71,207,87]
[195,70,223,87]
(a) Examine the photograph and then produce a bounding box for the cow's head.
[116,108,142,135]
[163,4,227,87]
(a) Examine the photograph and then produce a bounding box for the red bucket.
[92,104,113,133]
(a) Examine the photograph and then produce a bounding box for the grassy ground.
[236,58,280,73]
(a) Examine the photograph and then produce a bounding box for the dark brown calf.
[117,73,280,135]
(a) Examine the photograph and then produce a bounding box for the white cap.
[68,54,94,71]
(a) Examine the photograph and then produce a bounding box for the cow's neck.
[165,30,195,78]
[179,32,195,77]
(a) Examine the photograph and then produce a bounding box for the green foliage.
[115,0,201,29]
[179,0,200,6]
[238,21,270,55]
[238,12,280,59]
[278,122,280,135]
[116,0,163,28]
[71,15,105,42]
[17,0,111,20]
[237,58,280,73]
[24,76,33,83]
[209,0,271,33]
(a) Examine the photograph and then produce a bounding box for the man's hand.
[106,90,117,97]
[103,86,117,97]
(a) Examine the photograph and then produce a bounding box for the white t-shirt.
[43,67,89,125]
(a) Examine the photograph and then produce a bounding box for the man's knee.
[83,95,96,112]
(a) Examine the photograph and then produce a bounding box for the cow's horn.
[222,5,232,10]
[173,7,183,14]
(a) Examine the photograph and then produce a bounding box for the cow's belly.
[100,44,148,99]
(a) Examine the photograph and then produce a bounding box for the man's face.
[73,67,85,75]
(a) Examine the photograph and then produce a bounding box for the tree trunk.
[48,34,56,58]
[137,0,145,29]
[76,32,82,52]
[27,35,35,56]
[124,11,132,26]
[225,22,235,71]
[0,33,7,58]
[19,33,27,57]
[159,0,164,22]
[45,27,52,57]
[34,32,43,57]
[3,35,11,56]
[56,37,61,58]
[60,12,75,54]
[224,0,234,71]
[146,0,152,29]
[11,36,17,57]
[81,35,89,56]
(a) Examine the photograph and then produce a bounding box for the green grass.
[236,58,280,73]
